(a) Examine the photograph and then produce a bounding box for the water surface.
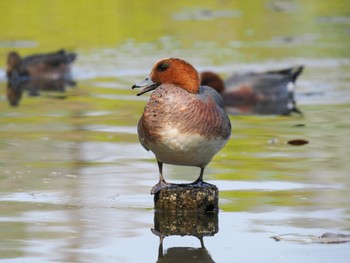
[0,1,350,262]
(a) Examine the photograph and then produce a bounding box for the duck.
[6,49,76,106]
[132,58,231,194]
[6,49,76,83]
[200,66,303,115]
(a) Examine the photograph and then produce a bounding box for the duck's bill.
[132,77,159,96]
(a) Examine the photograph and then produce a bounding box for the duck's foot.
[151,181,178,195]
[187,179,214,188]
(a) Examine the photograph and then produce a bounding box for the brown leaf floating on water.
[287,139,309,146]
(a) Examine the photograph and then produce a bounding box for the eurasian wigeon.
[200,66,303,115]
[132,58,231,194]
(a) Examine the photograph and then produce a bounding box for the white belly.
[149,125,227,167]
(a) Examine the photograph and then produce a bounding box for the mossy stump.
[153,183,219,212]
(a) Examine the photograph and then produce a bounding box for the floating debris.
[287,139,309,146]
[271,232,350,244]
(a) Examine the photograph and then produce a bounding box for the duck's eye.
[157,62,169,72]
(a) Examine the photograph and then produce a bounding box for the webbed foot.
[151,180,178,195]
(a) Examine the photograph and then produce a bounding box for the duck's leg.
[190,167,213,187]
[151,161,176,194]
[190,167,205,186]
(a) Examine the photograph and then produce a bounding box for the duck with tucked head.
[200,66,303,115]
[132,58,231,194]
[5,49,77,106]
[6,49,76,83]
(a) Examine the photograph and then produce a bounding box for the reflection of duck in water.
[152,227,215,263]
[156,246,215,263]
[6,49,77,106]
[200,66,303,115]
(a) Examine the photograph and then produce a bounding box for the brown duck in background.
[6,49,76,82]
[200,66,303,116]
[6,49,77,106]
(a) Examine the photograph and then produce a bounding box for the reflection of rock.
[153,211,218,262]
[5,49,76,106]
[154,183,219,212]
[154,211,218,237]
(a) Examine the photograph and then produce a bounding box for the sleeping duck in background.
[200,66,303,116]
[6,49,77,106]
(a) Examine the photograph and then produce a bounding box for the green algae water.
[0,1,350,262]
